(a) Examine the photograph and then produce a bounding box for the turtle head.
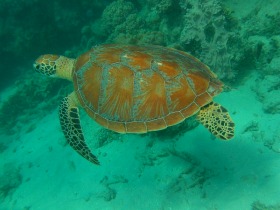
[33,54,75,81]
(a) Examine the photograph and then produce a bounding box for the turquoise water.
[1,0,280,209]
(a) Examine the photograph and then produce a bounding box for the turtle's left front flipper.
[59,92,100,165]
[197,102,235,140]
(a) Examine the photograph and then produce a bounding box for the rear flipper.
[59,92,100,165]
[197,102,235,140]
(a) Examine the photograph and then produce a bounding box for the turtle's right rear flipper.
[59,93,100,165]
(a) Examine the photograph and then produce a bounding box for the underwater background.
[0,0,280,209]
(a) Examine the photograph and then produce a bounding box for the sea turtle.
[34,44,235,165]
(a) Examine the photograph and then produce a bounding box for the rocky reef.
[1,0,278,84]
[244,2,280,114]
[1,0,279,135]
[80,0,257,81]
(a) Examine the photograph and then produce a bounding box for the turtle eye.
[33,63,41,73]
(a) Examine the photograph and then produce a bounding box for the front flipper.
[197,102,235,140]
[59,92,100,165]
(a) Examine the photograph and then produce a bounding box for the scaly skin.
[34,54,74,80]
[197,102,235,140]
[59,92,100,165]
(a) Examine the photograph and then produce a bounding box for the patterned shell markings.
[73,44,223,134]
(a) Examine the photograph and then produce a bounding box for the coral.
[0,163,22,199]
[265,56,280,75]
[144,0,177,16]
[100,0,137,34]
[82,0,170,46]
[178,0,250,81]
[244,6,280,78]
[79,0,253,83]
[244,8,280,37]
[3,0,277,92]
[96,0,254,81]
[96,0,166,45]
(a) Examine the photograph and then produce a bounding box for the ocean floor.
[1,70,280,210]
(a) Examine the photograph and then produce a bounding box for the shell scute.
[73,44,223,133]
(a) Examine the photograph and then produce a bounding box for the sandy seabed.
[1,71,280,210]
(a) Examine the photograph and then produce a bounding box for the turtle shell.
[73,44,223,133]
